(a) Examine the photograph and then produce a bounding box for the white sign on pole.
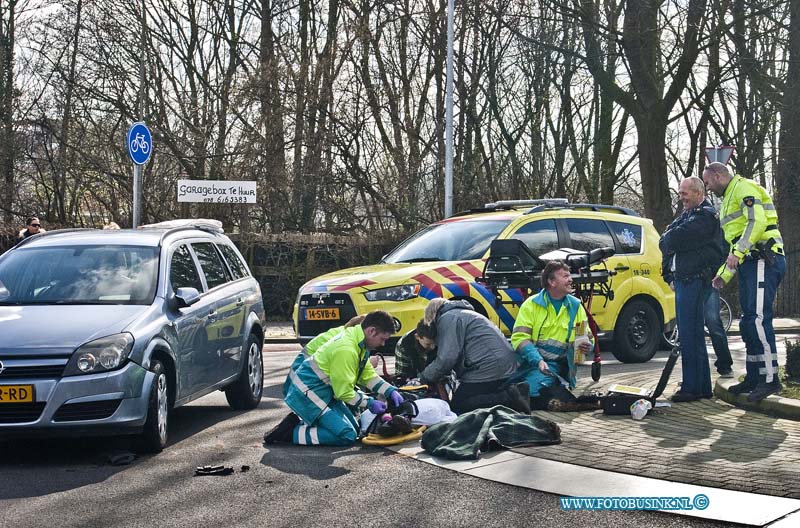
[177,180,257,204]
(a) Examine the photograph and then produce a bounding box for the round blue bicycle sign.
[127,122,152,165]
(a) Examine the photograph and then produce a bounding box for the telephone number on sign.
[204,196,250,203]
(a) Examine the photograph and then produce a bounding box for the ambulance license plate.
[305,308,340,321]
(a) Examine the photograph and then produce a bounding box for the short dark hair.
[416,319,436,340]
[362,310,395,334]
[26,216,39,226]
[541,260,570,289]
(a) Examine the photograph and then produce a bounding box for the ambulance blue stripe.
[443,283,467,298]
[472,282,516,331]
[419,286,439,300]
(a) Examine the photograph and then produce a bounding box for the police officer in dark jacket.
[659,177,725,402]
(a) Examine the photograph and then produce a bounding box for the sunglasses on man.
[29,223,41,227]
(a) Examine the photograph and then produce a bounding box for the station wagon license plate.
[0,384,35,403]
[305,308,340,321]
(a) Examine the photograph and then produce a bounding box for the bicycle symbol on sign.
[130,133,150,154]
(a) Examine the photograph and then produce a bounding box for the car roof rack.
[525,202,639,216]
[486,199,569,209]
[452,199,570,217]
[138,219,225,245]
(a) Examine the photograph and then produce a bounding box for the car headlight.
[364,284,421,302]
[63,333,134,376]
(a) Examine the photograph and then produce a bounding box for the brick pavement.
[513,362,800,498]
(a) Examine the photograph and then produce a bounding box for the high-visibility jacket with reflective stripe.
[284,325,395,425]
[511,290,590,393]
[718,175,783,282]
[282,325,346,397]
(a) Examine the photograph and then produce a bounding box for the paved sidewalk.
[516,361,800,498]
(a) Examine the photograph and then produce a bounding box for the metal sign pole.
[133,165,142,228]
[444,0,454,218]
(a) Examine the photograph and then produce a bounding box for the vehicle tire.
[613,300,660,363]
[224,333,264,410]
[133,360,169,454]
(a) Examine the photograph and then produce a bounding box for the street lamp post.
[444,0,454,218]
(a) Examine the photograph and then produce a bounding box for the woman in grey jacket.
[419,299,530,414]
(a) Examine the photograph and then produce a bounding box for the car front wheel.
[133,360,169,453]
[613,300,660,363]
[224,333,264,410]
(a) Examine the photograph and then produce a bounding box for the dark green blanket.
[421,405,561,460]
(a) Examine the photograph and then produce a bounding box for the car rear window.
[218,244,249,279]
[608,221,643,253]
[192,242,229,289]
[0,245,158,305]
[384,219,512,263]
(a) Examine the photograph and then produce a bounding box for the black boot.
[263,412,300,444]
[506,383,531,414]
[728,381,757,395]
[747,382,782,402]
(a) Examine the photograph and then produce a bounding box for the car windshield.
[384,219,512,263]
[0,245,159,305]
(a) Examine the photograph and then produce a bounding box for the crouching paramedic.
[511,260,593,410]
[265,310,404,446]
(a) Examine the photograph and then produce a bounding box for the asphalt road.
[0,344,739,528]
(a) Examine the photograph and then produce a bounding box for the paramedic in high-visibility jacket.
[704,162,786,402]
[281,314,365,397]
[265,310,405,445]
[511,260,593,410]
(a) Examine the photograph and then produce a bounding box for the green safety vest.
[717,174,783,283]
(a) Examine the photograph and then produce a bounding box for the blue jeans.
[675,278,712,396]
[705,289,732,373]
[738,254,786,385]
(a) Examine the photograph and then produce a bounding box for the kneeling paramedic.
[266,310,405,446]
[418,298,530,415]
[511,260,593,410]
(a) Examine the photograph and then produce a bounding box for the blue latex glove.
[368,398,387,414]
[389,390,405,407]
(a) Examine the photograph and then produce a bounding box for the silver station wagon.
[0,219,265,452]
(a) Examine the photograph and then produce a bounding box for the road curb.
[714,379,800,421]
[264,337,298,344]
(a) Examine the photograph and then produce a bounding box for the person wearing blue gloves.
[265,310,405,445]
[511,260,593,410]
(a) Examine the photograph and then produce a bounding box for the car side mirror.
[172,287,201,309]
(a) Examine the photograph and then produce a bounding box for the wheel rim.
[627,310,650,349]
[248,342,262,398]
[156,372,168,444]
[720,300,732,331]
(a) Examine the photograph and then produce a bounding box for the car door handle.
[235,298,245,307]
[207,311,218,322]
[614,265,630,271]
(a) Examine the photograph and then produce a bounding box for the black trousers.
[450,378,512,415]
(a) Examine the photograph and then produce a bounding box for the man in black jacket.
[660,177,725,402]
